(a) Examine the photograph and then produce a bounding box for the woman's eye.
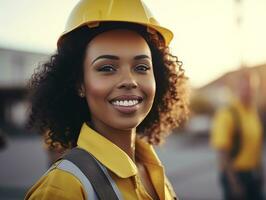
[135,64,150,72]
[97,65,116,72]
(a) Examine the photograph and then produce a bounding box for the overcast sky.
[0,0,266,87]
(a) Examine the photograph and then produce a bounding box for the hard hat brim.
[57,20,173,47]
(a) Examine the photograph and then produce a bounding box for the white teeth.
[112,100,140,106]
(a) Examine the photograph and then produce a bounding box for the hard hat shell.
[58,0,173,46]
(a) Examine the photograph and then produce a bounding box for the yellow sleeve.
[210,108,234,151]
[25,169,86,200]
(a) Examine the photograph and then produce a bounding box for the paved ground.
[0,134,265,200]
[155,135,222,200]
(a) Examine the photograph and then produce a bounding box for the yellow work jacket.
[211,100,263,171]
[25,123,177,200]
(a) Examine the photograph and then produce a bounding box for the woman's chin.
[110,120,141,131]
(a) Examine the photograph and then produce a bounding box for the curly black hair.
[27,22,189,150]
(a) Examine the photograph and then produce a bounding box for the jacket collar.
[77,122,162,178]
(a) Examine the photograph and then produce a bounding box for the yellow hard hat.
[58,0,173,46]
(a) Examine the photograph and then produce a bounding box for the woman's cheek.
[142,78,156,103]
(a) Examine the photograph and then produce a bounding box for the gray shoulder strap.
[56,159,98,200]
[93,158,123,199]
[44,149,123,200]
[63,148,122,200]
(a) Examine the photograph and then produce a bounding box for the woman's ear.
[77,83,86,98]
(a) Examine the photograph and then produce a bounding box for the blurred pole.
[234,0,245,68]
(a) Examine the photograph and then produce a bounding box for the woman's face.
[81,29,156,132]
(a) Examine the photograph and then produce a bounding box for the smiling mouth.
[109,96,143,107]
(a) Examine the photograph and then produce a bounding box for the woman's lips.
[111,103,140,114]
[109,95,143,114]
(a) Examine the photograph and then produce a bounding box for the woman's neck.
[88,121,137,162]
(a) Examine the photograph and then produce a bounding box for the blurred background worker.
[211,69,264,200]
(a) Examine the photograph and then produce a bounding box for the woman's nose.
[117,73,138,90]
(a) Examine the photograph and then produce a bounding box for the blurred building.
[199,64,266,110]
[187,64,266,136]
[0,47,49,135]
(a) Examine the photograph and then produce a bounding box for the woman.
[25,0,189,199]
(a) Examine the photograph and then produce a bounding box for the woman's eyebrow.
[91,55,119,64]
[91,54,150,64]
[134,55,151,60]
